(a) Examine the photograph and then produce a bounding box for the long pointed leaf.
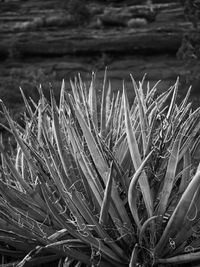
[99,162,113,225]
[155,170,200,256]
[123,88,153,219]
[156,130,183,217]
[100,67,108,138]
[88,72,98,130]
[128,150,153,229]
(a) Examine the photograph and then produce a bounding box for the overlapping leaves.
[0,73,200,266]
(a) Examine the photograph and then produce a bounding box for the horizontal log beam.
[1,1,197,58]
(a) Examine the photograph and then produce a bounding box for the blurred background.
[0,0,200,123]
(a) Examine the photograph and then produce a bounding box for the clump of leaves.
[0,71,200,267]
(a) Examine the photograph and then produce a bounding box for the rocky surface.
[0,0,200,116]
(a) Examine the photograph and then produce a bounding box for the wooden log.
[1,22,198,58]
[0,0,195,59]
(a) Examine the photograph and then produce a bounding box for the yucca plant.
[0,70,200,267]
